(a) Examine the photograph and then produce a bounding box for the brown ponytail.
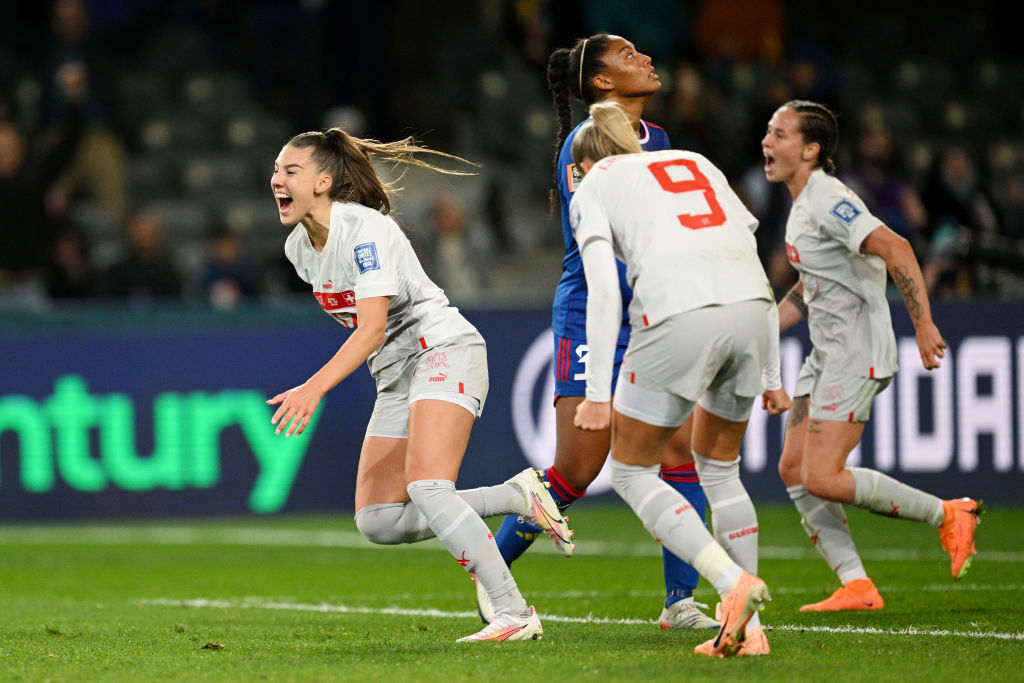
[286,128,474,214]
[784,100,840,174]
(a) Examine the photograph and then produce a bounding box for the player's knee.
[692,452,739,487]
[778,456,802,486]
[662,435,693,467]
[553,457,601,491]
[803,470,838,500]
[354,503,408,545]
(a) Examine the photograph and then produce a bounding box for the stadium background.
[1,0,1022,518]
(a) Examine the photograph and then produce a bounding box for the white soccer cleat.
[658,596,720,630]
[470,572,496,624]
[456,606,543,642]
[507,467,575,557]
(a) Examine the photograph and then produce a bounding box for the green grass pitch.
[1,502,1021,681]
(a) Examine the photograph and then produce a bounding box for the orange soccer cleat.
[939,498,983,579]
[737,626,770,655]
[800,578,884,612]
[694,572,771,658]
[694,625,770,657]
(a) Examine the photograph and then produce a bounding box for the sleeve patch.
[830,200,861,224]
[354,242,380,273]
[567,163,584,193]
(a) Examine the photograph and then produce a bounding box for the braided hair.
[545,33,612,210]
[784,100,840,174]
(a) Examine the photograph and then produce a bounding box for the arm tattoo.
[806,418,823,434]
[786,287,809,319]
[892,265,924,320]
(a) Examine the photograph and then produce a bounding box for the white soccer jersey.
[285,201,478,375]
[570,149,772,328]
[784,169,897,378]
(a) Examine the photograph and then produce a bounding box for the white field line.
[139,597,1024,641]
[2,525,1022,564]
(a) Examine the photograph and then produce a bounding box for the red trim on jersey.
[558,338,571,381]
[459,382,464,394]
[314,290,356,311]
[419,337,427,349]
[869,367,875,378]
[561,339,569,382]
[630,372,635,384]
[565,338,573,380]
[642,314,649,326]
[849,412,855,422]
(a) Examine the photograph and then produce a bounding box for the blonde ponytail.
[571,101,643,167]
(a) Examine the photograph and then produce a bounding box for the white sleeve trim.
[579,238,620,402]
[762,300,782,391]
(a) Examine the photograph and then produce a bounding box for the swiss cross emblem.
[785,242,801,264]
[315,289,356,311]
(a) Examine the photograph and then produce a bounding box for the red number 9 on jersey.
[647,158,726,230]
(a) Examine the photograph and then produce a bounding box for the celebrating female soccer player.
[267,127,573,642]
[571,101,789,656]
[763,100,981,612]
[487,33,717,632]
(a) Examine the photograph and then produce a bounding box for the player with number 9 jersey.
[484,35,718,633]
[571,149,769,344]
[569,101,787,657]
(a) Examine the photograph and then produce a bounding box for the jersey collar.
[637,120,650,145]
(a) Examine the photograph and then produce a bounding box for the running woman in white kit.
[571,102,791,657]
[764,100,982,612]
[267,127,573,642]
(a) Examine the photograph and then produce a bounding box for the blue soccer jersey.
[551,118,670,343]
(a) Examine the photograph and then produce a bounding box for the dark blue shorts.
[552,334,627,399]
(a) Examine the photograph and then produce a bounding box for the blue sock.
[493,513,544,566]
[493,466,581,566]
[660,464,705,606]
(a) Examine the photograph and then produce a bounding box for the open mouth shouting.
[276,192,294,217]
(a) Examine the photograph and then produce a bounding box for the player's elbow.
[359,320,387,347]
[890,233,914,257]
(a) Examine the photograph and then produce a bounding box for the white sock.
[788,484,867,584]
[692,543,743,596]
[693,453,758,574]
[457,483,526,518]
[407,479,528,617]
[353,483,526,545]
[694,453,760,628]
[610,459,741,597]
[849,467,945,526]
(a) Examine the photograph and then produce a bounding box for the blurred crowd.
[1,0,1022,314]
